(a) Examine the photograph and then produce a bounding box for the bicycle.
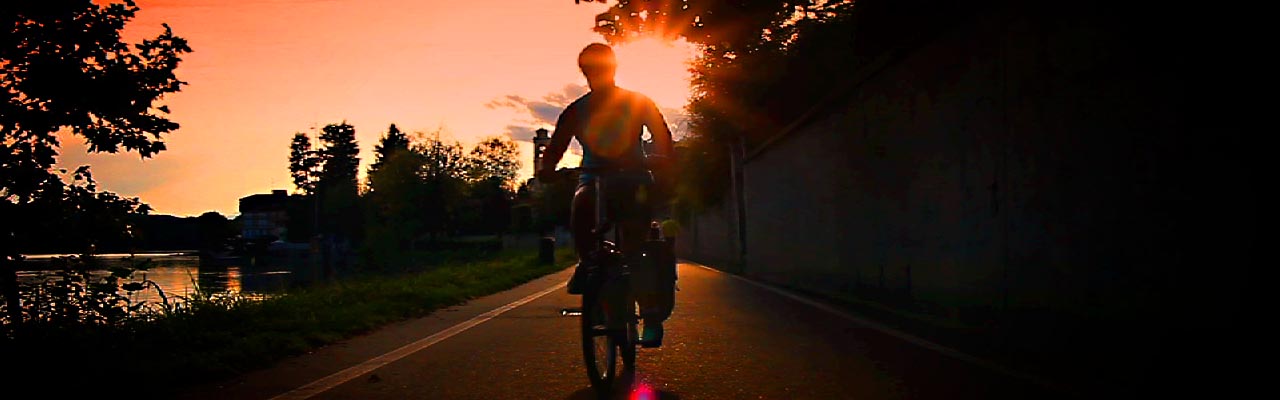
[553,165,667,394]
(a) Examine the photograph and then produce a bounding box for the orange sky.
[58,0,697,217]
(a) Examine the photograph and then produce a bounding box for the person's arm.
[538,103,578,179]
[643,96,674,165]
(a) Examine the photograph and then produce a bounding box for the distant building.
[238,189,289,241]
[532,127,551,170]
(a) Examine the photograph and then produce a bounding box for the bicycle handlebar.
[552,154,670,174]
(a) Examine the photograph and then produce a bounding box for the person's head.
[578,43,616,91]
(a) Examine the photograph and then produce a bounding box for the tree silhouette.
[195,211,237,253]
[578,0,809,47]
[416,131,468,241]
[368,124,410,181]
[532,171,577,235]
[465,136,522,190]
[318,122,360,191]
[2,1,189,326]
[364,147,427,268]
[289,132,319,195]
[456,137,520,235]
[316,122,361,238]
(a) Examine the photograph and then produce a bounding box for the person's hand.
[645,154,673,172]
[646,154,676,197]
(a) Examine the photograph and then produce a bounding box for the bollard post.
[539,236,556,264]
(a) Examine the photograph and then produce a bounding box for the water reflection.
[17,253,320,306]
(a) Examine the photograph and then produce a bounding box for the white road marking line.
[270,281,568,400]
[686,261,1068,393]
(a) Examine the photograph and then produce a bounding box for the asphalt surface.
[182,262,1067,400]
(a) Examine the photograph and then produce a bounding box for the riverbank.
[0,247,577,396]
[16,251,202,270]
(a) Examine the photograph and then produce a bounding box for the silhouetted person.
[537,43,676,347]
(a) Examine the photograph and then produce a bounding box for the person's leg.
[614,182,667,346]
[567,180,596,294]
[618,218,661,317]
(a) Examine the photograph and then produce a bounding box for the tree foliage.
[360,129,528,267]
[315,122,361,237]
[1,0,189,224]
[1,1,190,180]
[317,122,360,193]
[363,148,428,269]
[368,123,410,180]
[288,132,319,195]
[531,171,577,234]
[465,136,521,189]
[2,0,189,326]
[415,131,468,239]
[7,167,153,255]
[196,211,237,253]
[581,0,793,48]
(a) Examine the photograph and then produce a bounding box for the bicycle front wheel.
[581,288,620,390]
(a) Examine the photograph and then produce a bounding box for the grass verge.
[1,247,576,396]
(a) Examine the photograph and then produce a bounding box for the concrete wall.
[682,2,1220,333]
[745,10,1014,319]
[675,201,741,270]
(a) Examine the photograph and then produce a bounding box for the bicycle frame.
[585,172,639,328]
[573,168,642,393]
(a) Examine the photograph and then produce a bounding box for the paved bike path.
[183,262,1063,399]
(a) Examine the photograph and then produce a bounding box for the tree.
[461,176,516,235]
[416,131,467,240]
[465,136,522,190]
[315,122,361,238]
[317,122,360,193]
[365,125,424,260]
[288,132,319,195]
[579,0,799,48]
[368,123,410,181]
[363,148,427,269]
[195,211,236,253]
[532,171,577,235]
[286,132,321,243]
[1,1,190,326]
[458,136,522,235]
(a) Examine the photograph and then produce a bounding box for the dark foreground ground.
[179,261,1155,399]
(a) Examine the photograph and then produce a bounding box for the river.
[17,252,329,306]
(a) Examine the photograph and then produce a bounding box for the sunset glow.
[613,38,698,110]
[59,0,698,217]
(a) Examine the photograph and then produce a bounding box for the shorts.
[577,171,654,223]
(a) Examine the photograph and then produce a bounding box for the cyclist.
[535,43,675,347]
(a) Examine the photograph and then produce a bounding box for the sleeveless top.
[565,87,651,175]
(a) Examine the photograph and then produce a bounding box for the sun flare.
[611,38,699,110]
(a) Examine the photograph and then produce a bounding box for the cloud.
[488,83,686,147]
[501,124,582,156]
[483,84,593,156]
[528,103,564,126]
[501,125,536,143]
[486,84,588,130]
[543,84,589,105]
